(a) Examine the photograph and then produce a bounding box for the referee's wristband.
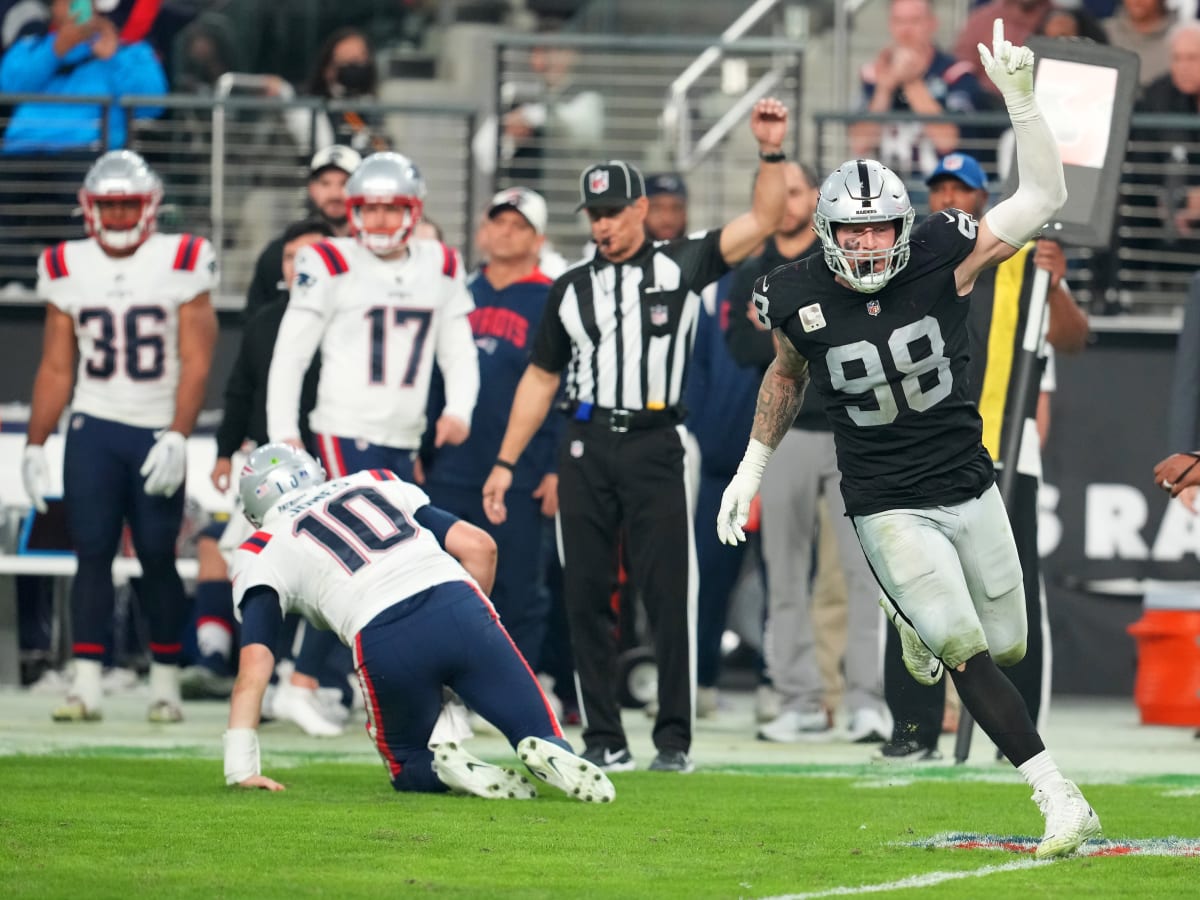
[758,149,786,163]
[494,458,516,472]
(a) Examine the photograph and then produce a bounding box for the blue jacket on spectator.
[426,266,562,492]
[0,34,166,153]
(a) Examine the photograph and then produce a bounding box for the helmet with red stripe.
[345,152,426,256]
[79,150,163,253]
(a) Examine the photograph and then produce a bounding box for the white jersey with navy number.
[266,237,479,449]
[230,470,474,644]
[37,233,217,430]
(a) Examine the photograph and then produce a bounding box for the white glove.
[140,430,187,496]
[977,19,1035,107]
[716,439,774,547]
[21,444,50,514]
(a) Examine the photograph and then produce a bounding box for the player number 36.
[827,315,952,427]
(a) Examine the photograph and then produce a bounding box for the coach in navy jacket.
[425,188,561,670]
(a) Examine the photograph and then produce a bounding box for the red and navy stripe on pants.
[352,580,564,792]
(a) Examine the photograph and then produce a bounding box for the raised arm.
[717,98,789,265]
[956,20,1067,294]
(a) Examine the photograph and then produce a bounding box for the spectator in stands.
[849,0,989,178]
[1140,23,1200,236]
[278,26,389,156]
[1037,5,1109,43]
[0,0,167,289]
[644,173,689,241]
[173,11,241,94]
[1103,0,1175,87]
[244,145,361,318]
[954,0,1052,95]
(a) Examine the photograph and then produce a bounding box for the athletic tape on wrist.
[223,728,261,785]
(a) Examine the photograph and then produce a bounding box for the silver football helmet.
[812,159,915,294]
[79,149,163,252]
[345,152,427,256]
[239,443,326,527]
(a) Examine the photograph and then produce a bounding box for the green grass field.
[3,753,1197,899]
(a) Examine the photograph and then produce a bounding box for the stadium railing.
[0,92,477,310]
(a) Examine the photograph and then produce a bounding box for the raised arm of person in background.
[717,98,789,265]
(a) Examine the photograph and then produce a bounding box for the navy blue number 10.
[294,486,416,572]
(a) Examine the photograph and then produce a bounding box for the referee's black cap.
[576,160,646,211]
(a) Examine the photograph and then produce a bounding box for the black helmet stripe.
[856,159,872,208]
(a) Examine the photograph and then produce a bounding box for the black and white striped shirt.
[530,230,729,410]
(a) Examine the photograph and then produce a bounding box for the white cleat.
[432,742,536,799]
[518,737,616,803]
[1033,779,1102,859]
[880,596,944,686]
[147,699,184,724]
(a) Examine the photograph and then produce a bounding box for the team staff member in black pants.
[482,97,790,774]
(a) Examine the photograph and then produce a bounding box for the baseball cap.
[925,153,988,191]
[309,145,362,179]
[576,161,645,211]
[488,186,548,235]
[645,172,688,199]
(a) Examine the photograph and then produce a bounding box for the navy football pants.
[63,413,186,664]
[353,580,566,793]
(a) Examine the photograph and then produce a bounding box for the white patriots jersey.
[276,237,478,448]
[37,233,218,429]
[230,470,475,645]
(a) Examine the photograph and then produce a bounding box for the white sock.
[1018,750,1064,793]
[71,658,103,710]
[150,662,181,705]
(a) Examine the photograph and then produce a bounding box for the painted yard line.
[758,858,1049,899]
[913,833,1200,857]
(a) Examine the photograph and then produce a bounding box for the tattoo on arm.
[750,332,809,449]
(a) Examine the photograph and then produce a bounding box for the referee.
[483,97,789,773]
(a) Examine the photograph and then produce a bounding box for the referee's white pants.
[853,483,1027,671]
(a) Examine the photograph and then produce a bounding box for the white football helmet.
[79,149,163,252]
[345,152,426,256]
[813,159,915,294]
[239,443,326,527]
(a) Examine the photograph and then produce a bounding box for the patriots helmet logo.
[295,271,316,289]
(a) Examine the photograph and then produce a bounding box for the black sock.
[949,651,1045,766]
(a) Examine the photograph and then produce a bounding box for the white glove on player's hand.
[716,470,761,547]
[21,444,50,514]
[140,430,187,496]
[977,18,1035,103]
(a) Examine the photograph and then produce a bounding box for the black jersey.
[753,210,994,516]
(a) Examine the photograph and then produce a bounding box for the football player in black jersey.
[716,20,1101,860]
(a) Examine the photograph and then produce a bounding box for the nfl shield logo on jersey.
[866,299,881,317]
[650,304,668,326]
[589,170,609,193]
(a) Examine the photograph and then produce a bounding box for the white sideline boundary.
[758,858,1049,899]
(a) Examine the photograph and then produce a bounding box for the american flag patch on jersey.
[240,531,272,554]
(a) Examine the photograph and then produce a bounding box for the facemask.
[334,62,373,96]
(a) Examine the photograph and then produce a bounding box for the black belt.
[566,403,683,433]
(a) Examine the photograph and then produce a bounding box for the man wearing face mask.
[243,145,361,319]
